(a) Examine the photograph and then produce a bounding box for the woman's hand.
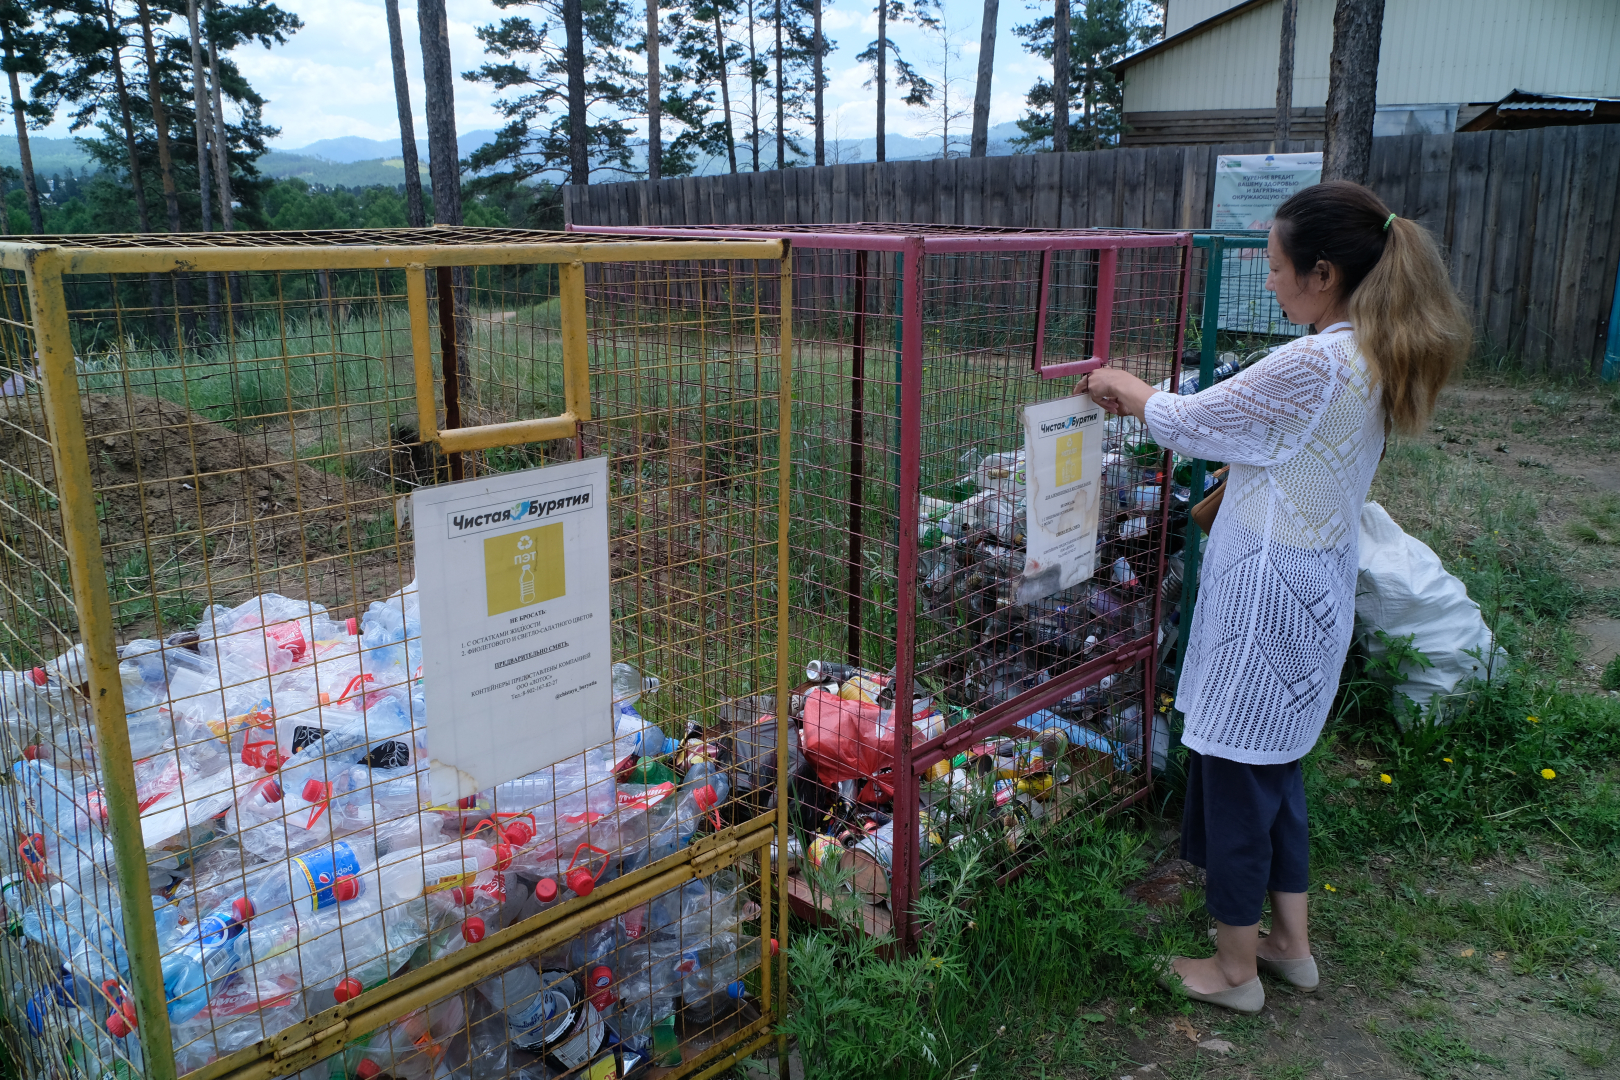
[1078,366,1157,422]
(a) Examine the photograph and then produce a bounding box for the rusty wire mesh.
[0,235,789,1080]
[722,228,1190,944]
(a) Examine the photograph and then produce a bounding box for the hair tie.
[1383,212,1397,232]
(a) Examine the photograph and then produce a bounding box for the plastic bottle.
[679,933,767,1027]
[610,664,674,768]
[160,895,253,1023]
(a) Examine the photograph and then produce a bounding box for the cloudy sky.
[54,0,1057,150]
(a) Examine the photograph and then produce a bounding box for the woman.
[1081,181,1470,1013]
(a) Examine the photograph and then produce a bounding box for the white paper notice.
[1020,395,1105,604]
[414,457,613,804]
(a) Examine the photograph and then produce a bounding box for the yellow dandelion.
[1323,883,1337,893]
[1380,773,1393,784]
[1526,715,1540,724]
[1443,757,1453,763]
[1540,768,1556,780]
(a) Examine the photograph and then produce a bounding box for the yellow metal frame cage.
[0,228,794,1080]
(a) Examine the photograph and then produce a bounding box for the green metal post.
[1175,236,1223,659]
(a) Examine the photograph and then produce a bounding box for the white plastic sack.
[1355,501,1505,718]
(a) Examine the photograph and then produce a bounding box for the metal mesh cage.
[0,228,792,1080]
[578,223,1191,948]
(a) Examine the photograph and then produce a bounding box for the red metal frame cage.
[578,223,1191,950]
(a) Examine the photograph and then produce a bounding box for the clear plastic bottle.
[160,895,253,1023]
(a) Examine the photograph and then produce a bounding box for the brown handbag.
[1190,466,1229,536]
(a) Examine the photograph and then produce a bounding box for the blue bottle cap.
[726,980,746,1000]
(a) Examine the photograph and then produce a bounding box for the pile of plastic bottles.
[0,583,763,1078]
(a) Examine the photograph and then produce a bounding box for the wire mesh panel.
[577,224,1190,949]
[0,229,791,1080]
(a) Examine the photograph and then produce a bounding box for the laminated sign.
[1019,395,1104,603]
[414,457,613,803]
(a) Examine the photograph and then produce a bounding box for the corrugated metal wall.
[1126,0,1620,114]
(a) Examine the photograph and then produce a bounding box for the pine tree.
[856,0,936,163]
[0,1,54,232]
[383,0,425,225]
[467,0,641,185]
[1012,0,1154,152]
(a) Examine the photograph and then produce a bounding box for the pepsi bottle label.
[292,841,361,912]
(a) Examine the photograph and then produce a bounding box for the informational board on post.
[414,456,613,804]
[1210,152,1319,337]
[1019,394,1105,604]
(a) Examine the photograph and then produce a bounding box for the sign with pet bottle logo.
[414,457,612,804]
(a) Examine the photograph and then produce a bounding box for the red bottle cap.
[588,965,613,990]
[693,784,719,812]
[493,843,512,871]
[346,617,358,635]
[28,667,46,686]
[106,1013,130,1038]
[770,937,779,956]
[334,977,362,1003]
[503,820,535,846]
[356,1061,380,1080]
[301,778,329,803]
[565,867,596,898]
[21,745,40,761]
[457,795,479,810]
[461,917,485,943]
[332,875,359,902]
[259,778,283,803]
[232,897,256,923]
[535,877,559,903]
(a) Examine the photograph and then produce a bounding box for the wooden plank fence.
[564,128,1620,374]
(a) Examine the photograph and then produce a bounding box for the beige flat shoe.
[1205,928,1320,993]
[1156,958,1267,1014]
[1257,953,1319,992]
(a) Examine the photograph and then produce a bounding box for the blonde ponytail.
[1274,181,1473,434]
[1349,216,1471,433]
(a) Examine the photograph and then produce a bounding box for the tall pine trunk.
[138,0,195,341]
[416,0,469,393]
[187,0,221,336]
[562,0,588,184]
[1321,0,1386,183]
[745,0,759,171]
[105,0,166,335]
[417,0,462,221]
[206,0,242,307]
[2,40,42,233]
[970,0,996,158]
[713,6,736,173]
[1052,0,1069,152]
[384,0,426,225]
[646,0,661,181]
[773,0,783,169]
[1322,0,1384,183]
[812,0,824,165]
[1274,0,1298,147]
[875,0,886,162]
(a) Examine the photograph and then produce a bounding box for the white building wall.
[1128,0,1620,114]
[1165,0,1247,38]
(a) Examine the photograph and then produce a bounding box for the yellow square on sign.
[484,523,566,616]
[1055,431,1084,486]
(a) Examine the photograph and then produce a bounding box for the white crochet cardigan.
[1144,324,1384,764]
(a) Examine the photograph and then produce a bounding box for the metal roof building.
[1113,0,1620,145]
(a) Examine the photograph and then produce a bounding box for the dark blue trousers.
[1179,748,1310,926]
